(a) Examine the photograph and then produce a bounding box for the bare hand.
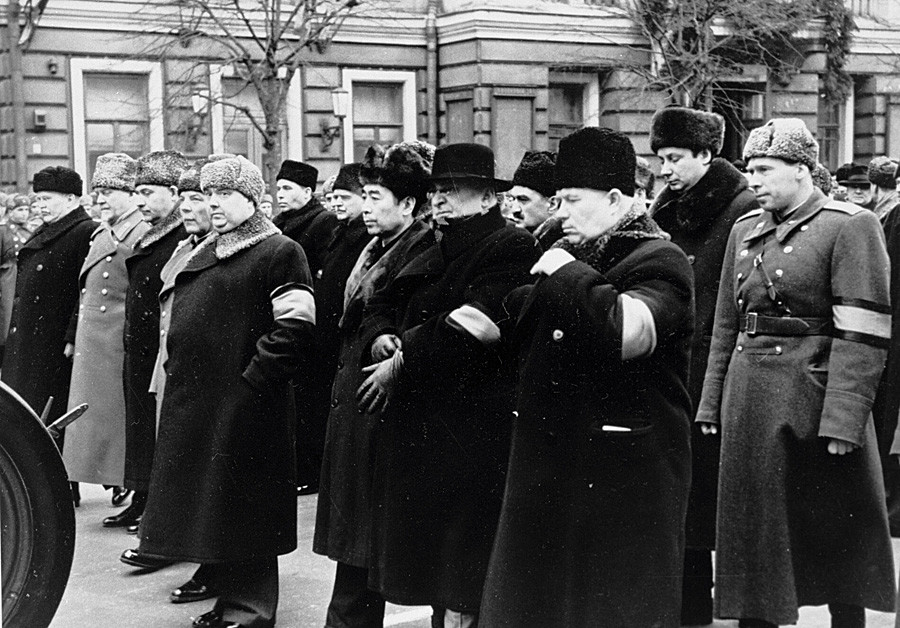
[63,343,75,359]
[827,437,857,455]
[699,423,718,435]
[357,351,403,414]
[371,334,402,361]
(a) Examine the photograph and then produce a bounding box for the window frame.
[70,58,164,178]
[341,69,417,160]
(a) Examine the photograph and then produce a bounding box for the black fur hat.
[333,163,363,195]
[360,141,434,209]
[512,151,557,199]
[650,106,726,155]
[555,127,636,196]
[33,166,83,196]
[277,160,318,189]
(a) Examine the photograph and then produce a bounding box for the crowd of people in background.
[5,106,900,628]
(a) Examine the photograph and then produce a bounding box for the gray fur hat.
[650,106,725,155]
[868,156,898,189]
[743,118,818,170]
[136,150,189,187]
[811,163,833,195]
[92,153,137,192]
[200,155,265,205]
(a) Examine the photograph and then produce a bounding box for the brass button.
[801,225,809,231]
[106,256,112,262]
[331,398,339,408]
[103,272,109,278]
[737,345,743,352]
[81,288,86,294]
[775,269,783,277]
[737,272,743,280]
[737,298,744,306]
[775,346,783,355]
[740,250,749,257]
[36,264,43,271]
[552,329,564,342]
[100,305,106,313]
[101,288,108,295]
[687,254,696,265]
[161,310,166,317]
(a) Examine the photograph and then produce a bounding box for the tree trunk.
[261,127,282,200]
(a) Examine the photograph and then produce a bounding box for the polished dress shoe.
[171,578,216,604]
[120,548,175,571]
[192,610,245,628]
[126,517,141,535]
[103,503,142,528]
[111,486,132,506]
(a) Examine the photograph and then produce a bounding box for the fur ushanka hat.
[811,163,834,195]
[650,106,726,155]
[92,153,138,192]
[512,150,557,199]
[743,118,819,171]
[200,155,265,205]
[868,156,898,189]
[554,127,636,196]
[33,166,83,196]
[136,150,189,188]
[360,141,434,208]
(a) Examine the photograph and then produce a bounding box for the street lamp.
[320,86,349,151]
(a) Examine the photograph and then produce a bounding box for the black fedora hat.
[430,143,512,192]
[838,163,870,188]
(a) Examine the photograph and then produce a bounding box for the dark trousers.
[739,604,864,628]
[325,562,385,628]
[681,547,713,625]
[203,558,278,628]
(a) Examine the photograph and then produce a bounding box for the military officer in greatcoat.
[63,154,149,513]
[6,194,34,254]
[697,118,895,628]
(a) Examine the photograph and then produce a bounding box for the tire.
[0,382,75,628]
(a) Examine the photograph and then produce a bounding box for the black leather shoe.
[297,482,318,496]
[191,610,249,628]
[111,486,132,506]
[103,503,142,528]
[126,517,141,535]
[171,578,216,604]
[120,548,175,571]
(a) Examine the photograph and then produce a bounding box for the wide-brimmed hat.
[429,143,511,192]
[838,163,870,188]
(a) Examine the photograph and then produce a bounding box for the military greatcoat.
[697,189,896,625]
[2,208,94,424]
[63,208,149,485]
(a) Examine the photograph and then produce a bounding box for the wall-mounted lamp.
[47,58,58,75]
[320,86,349,151]
[191,86,211,114]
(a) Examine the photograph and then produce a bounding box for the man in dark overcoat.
[115,150,188,536]
[648,105,759,625]
[2,166,94,433]
[139,156,315,628]
[358,143,540,627]
[480,127,694,628]
[508,150,562,250]
[303,163,372,494]
[697,118,895,627]
[314,141,435,628]
[273,158,339,492]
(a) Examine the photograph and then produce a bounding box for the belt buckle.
[745,312,758,335]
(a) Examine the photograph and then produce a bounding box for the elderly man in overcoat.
[358,143,540,627]
[114,150,188,535]
[2,166,94,434]
[139,156,315,628]
[697,118,895,628]
[63,153,149,505]
[480,127,694,628]
[314,141,435,628]
[648,106,759,625]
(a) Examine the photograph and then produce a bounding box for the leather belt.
[739,312,833,336]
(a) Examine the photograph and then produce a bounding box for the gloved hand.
[530,248,576,276]
[371,333,402,361]
[357,350,403,414]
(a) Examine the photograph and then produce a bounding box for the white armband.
[620,293,656,360]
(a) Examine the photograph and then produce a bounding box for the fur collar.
[214,210,281,260]
[650,158,749,233]
[553,197,669,273]
[137,207,184,248]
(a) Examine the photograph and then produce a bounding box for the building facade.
[1,0,899,189]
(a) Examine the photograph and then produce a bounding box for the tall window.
[83,73,150,181]
[548,84,584,151]
[351,82,403,161]
[818,95,843,172]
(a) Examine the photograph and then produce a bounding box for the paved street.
[51,484,899,628]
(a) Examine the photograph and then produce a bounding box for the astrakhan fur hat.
[743,118,818,171]
[200,155,265,205]
[360,142,434,208]
[136,150,189,187]
[33,166,83,196]
[650,106,725,155]
[92,153,137,192]
[868,156,898,189]
[512,151,557,199]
